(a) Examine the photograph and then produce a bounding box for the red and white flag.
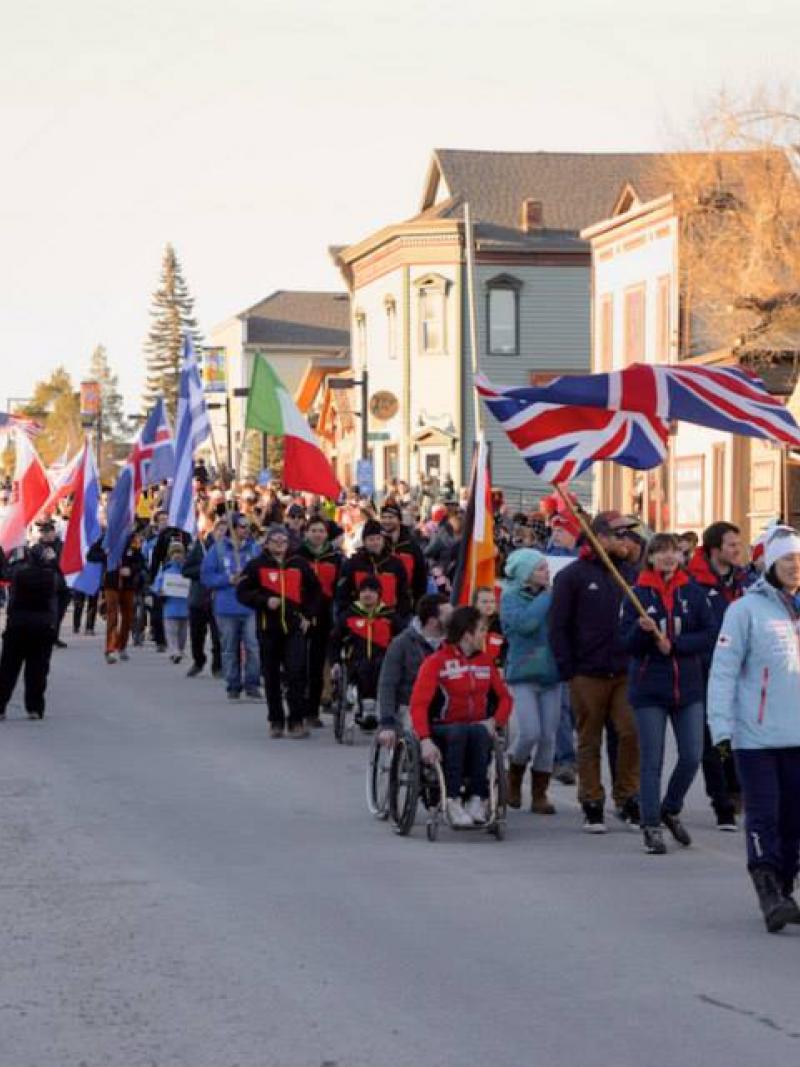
[0,433,51,554]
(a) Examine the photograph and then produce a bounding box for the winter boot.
[507,762,525,809]
[781,876,800,924]
[750,867,799,933]
[530,770,556,814]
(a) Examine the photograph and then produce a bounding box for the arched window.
[414,273,450,355]
[486,274,522,355]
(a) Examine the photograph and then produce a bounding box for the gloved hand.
[480,718,497,738]
[420,738,441,764]
[716,738,732,763]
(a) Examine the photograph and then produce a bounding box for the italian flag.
[245,355,342,500]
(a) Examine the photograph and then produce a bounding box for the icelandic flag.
[103,399,175,569]
[61,439,102,581]
[168,335,210,534]
[476,375,669,485]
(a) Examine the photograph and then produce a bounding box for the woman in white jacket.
[708,526,800,933]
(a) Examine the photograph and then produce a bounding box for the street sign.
[257,468,272,486]
[367,432,390,442]
[355,458,374,495]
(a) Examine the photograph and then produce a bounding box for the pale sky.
[2,0,798,412]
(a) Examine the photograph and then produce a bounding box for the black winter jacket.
[376,621,440,728]
[4,547,63,632]
[548,551,637,679]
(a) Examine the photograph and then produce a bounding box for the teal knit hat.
[505,548,546,587]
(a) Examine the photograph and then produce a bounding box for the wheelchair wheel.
[389,733,420,836]
[366,735,392,820]
[489,736,508,819]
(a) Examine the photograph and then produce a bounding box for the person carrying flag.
[236,524,321,739]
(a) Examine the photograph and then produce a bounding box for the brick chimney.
[521,198,543,232]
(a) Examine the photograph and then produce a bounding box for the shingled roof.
[241,290,350,350]
[426,149,672,236]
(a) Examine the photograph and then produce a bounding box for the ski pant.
[0,625,54,715]
[735,747,800,887]
[261,628,308,728]
[189,605,222,673]
[431,722,493,800]
[702,719,739,817]
[72,593,98,634]
[307,611,332,718]
[350,653,384,703]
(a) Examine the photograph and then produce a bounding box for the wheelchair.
[365,706,411,820]
[387,728,508,841]
[331,656,379,745]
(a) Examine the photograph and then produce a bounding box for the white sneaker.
[465,795,489,824]
[446,798,474,828]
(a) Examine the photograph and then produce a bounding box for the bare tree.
[662,88,800,358]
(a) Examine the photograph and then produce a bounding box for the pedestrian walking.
[549,511,641,833]
[182,530,222,679]
[501,549,562,814]
[620,534,715,854]
[708,525,800,933]
[152,542,190,663]
[0,542,63,719]
[104,533,146,664]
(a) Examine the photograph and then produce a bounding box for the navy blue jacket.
[620,569,715,708]
[686,548,753,662]
[549,551,638,679]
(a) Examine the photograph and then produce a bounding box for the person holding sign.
[152,542,190,664]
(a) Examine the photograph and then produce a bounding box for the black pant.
[307,613,331,717]
[73,593,98,633]
[735,748,800,887]
[261,628,308,728]
[150,596,166,648]
[56,589,70,641]
[189,605,222,671]
[702,721,737,815]
[132,591,147,645]
[0,626,55,715]
[351,654,384,702]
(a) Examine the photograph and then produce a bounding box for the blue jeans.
[508,683,562,771]
[634,702,704,828]
[216,614,260,693]
[735,747,800,883]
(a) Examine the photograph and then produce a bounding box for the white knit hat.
[764,525,800,571]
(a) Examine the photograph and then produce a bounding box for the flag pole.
[553,481,649,621]
[464,202,483,440]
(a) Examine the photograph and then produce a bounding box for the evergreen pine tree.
[142,244,202,420]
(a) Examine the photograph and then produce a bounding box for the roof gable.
[240,290,350,350]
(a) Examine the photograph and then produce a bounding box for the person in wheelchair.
[409,605,512,828]
[376,593,452,746]
[330,577,399,730]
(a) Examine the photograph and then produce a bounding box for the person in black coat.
[620,533,715,854]
[0,542,64,718]
[548,511,642,832]
[182,532,222,678]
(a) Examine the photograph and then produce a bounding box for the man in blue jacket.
[200,515,261,700]
[549,511,641,833]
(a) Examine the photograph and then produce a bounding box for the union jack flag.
[0,412,43,438]
[476,376,669,485]
[486,363,800,448]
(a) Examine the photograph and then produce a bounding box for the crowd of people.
[1,467,800,934]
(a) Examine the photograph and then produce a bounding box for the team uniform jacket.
[387,527,428,605]
[483,620,507,667]
[236,550,321,636]
[620,569,715,709]
[409,643,512,740]
[297,542,344,607]
[336,547,410,618]
[686,548,753,659]
[329,602,399,666]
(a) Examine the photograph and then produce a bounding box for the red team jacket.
[409,643,512,740]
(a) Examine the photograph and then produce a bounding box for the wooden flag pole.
[553,482,650,622]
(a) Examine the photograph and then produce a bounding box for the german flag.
[451,437,496,605]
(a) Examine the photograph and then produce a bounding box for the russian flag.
[61,439,102,581]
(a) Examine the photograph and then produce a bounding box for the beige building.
[582,185,800,542]
[206,290,350,472]
[330,148,683,505]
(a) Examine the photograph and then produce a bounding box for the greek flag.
[168,335,211,534]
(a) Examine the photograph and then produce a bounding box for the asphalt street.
[0,633,798,1067]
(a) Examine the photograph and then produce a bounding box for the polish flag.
[0,433,51,553]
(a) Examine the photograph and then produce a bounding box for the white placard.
[162,573,191,599]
